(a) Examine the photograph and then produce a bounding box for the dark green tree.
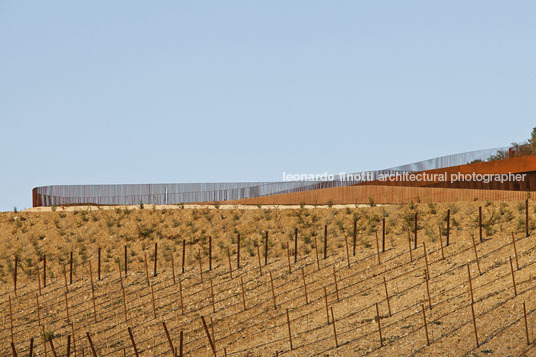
[530,127,536,154]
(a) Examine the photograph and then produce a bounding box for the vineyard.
[1,201,536,356]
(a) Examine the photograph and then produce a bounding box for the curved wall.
[33,146,534,206]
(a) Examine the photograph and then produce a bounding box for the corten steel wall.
[231,156,536,205]
[33,146,524,207]
[227,185,536,205]
[357,155,536,191]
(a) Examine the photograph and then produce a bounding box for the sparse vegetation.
[0,200,534,356]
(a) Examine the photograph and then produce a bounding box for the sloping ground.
[1,202,536,356]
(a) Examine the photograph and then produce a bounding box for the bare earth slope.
[1,201,536,356]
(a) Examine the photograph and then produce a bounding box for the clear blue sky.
[1,1,535,211]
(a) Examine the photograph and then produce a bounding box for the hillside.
[1,201,536,356]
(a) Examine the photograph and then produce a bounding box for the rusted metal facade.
[228,185,536,206]
[33,146,535,207]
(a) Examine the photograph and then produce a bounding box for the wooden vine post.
[182,239,186,274]
[423,242,430,277]
[526,199,530,237]
[256,244,263,276]
[240,275,247,311]
[438,226,445,259]
[41,325,46,356]
[62,265,71,322]
[35,293,41,327]
[179,279,184,314]
[324,224,328,259]
[330,306,338,347]
[422,304,430,346]
[198,249,204,283]
[87,332,98,357]
[470,301,479,347]
[127,327,140,357]
[209,236,212,271]
[29,338,34,357]
[97,247,101,281]
[375,231,381,265]
[382,217,386,252]
[286,245,292,273]
[467,264,474,304]
[37,269,42,296]
[118,262,128,322]
[69,323,76,355]
[227,248,233,279]
[323,287,330,325]
[143,251,150,287]
[13,256,17,296]
[269,271,277,309]
[9,295,14,343]
[314,236,320,270]
[301,268,309,304]
[286,308,293,350]
[48,339,58,357]
[179,330,184,357]
[512,232,520,270]
[294,227,298,263]
[446,208,450,246]
[479,206,483,243]
[332,266,340,301]
[414,212,418,250]
[171,253,176,284]
[237,234,241,269]
[88,261,97,323]
[162,321,175,355]
[150,282,157,319]
[523,301,530,345]
[344,235,351,268]
[62,263,68,292]
[424,269,432,310]
[383,276,392,317]
[43,254,47,288]
[210,279,216,313]
[510,256,518,296]
[471,234,482,276]
[407,229,413,262]
[153,242,158,277]
[201,316,217,356]
[353,219,357,256]
[376,303,383,347]
[264,231,269,266]
[10,342,18,357]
